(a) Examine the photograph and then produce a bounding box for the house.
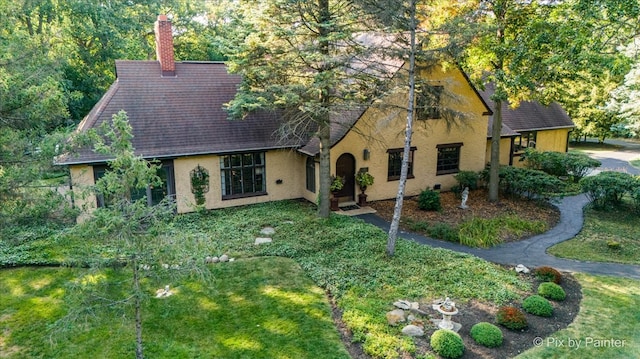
[480,83,575,166]
[57,15,572,217]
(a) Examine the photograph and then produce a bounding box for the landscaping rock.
[393,300,412,310]
[515,264,530,274]
[386,309,406,326]
[401,324,424,337]
[220,254,229,262]
[260,227,276,235]
[255,237,273,245]
[212,256,219,263]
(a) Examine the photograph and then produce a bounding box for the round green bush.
[538,282,566,301]
[430,329,465,359]
[523,295,553,317]
[418,189,442,211]
[470,322,503,348]
[496,306,528,330]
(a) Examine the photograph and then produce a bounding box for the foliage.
[330,175,345,192]
[356,171,375,189]
[458,215,547,248]
[564,152,602,182]
[453,171,479,191]
[496,306,528,330]
[522,295,554,317]
[522,149,601,182]
[429,329,465,359]
[580,171,639,209]
[190,165,210,206]
[428,223,459,243]
[534,266,563,284]
[538,282,566,301]
[481,165,567,199]
[470,322,503,348]
[417,189,442,211]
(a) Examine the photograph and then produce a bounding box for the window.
[93,161,175,208]
[220,152,266,199]
[387,147,416,181]
[436,143,462,175]
[306,156,316,193]
[416,85,444,119]
[515,131,537,152]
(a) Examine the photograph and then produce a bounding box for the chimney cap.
[157,14,168,21]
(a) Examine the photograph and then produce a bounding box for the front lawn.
[548,205,640,265]
[0,258,350,359]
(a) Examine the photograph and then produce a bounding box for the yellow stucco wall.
[172,150,306,213]
[536,128,571,152]
[330,64,490,200]
[485,138,513,166]
[68,164,97,222]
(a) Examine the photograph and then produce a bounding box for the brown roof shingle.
[480,83,574,138]
[58,61,293,165]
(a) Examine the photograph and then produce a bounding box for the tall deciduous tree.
[225,0,390,218]
[439,1,594,202]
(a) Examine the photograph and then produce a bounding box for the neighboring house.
[480,83,575,166]
[57,16,571,217]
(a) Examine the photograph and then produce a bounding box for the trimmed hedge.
[470,322,503,348]
[430,329,465,359]
[418,189,442,211]
[580,171,639,209]
[523,295,554,317]
[538,282,566,301]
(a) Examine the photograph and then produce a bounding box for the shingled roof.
[57,60,296,165]
[479,83,574,138]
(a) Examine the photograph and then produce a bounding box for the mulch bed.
[331,189,582,358]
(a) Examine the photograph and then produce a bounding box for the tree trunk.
[133,257,144,359]
[316,0,332,219]
[488,98,502,202]
[387,0,417,257]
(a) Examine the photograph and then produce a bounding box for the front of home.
[57,15,574,218]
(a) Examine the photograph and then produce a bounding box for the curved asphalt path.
[357,139,640,280]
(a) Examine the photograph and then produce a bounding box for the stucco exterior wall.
[68,164,97,222]
[173,149,306,213]
[535,128,571,153]
[485,138,514,166]
[330,64,490,200]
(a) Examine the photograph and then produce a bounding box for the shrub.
[564,152,601,182]
[522,148,568,177]
[458,217,502,248]
[481,166,566,199]
[538,282,566,301]
[470,322,503,348]
[430,329,465,359]
[454,171,479,191]
[607,240,622,250]
[580,171,638,209]
[496,306,528,330]
[534,266,562,284]
[418,189,442,211]
[522,295,554,317]
[428,222,459,242]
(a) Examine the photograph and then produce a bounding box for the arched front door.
[335,153,355,202]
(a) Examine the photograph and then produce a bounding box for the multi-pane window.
[220,152,266,199]
[514,131,537,152]
[416,85,444,119]
[306,156,316,193]
[436,143,462,175]
[93,162,175,208]
[387,147,416,181]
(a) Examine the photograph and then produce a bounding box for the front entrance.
[335,153,355,202]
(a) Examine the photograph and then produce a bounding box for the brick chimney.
[154,14,175,76]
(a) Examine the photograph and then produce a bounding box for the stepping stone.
[260,227,276,235]
[255,237,272,245]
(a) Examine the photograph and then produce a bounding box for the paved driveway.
[574,138,640,175]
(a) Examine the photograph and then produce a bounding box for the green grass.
[631,158,640,169]
[517,274,640,359]
[1,200,532,359]
[548,206,640,265]
[0,258,350,359]
[459,214,547,248]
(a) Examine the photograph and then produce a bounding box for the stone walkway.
[356,194,640,279]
